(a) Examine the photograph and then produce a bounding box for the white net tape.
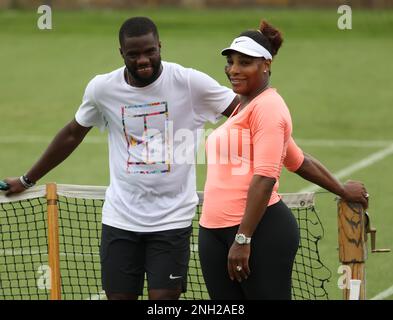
[0,184,315,208]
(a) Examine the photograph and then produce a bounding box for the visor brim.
[221,46,265,58]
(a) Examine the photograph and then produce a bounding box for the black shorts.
[100,224,192,295]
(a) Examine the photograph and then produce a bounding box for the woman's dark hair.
[119,17,159,46]
[240,20,283,57]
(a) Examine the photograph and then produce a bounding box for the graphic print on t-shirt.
[121,101,171,174]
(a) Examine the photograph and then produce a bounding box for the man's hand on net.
[2,178,27,196]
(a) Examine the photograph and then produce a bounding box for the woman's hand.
[227,243,251,282]
[342,180,369,209]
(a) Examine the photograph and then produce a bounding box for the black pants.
[198,200,299,300]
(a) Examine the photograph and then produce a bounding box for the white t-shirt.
[75,61,236,232]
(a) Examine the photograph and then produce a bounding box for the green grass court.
[0,8,392,300]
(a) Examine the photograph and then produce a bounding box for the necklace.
[238,82,270,112]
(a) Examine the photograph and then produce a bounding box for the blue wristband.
[0,181,10,191]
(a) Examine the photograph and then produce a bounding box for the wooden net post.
[46,183,61,300]
[337,200,367,300]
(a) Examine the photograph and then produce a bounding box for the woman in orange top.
[199,20,369,299]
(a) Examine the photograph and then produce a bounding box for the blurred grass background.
[0,8,392,299]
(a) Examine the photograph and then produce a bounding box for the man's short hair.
[119,17,159,46]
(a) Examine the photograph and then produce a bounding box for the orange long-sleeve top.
[200,88,304,228]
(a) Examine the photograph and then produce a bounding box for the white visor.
[221,36,272,60]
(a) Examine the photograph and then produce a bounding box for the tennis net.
[0,184,330,300]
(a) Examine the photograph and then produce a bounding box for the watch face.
[235,233,251,244]
[235,234,246,244]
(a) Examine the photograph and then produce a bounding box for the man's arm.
[4,119,92,195]
[221,96,239,118]
[295,153,369,209]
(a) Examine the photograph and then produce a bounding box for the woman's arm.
[228,175,275,282]
[295,153,369,209]
[284,137,368,209]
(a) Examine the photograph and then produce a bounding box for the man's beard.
[127,57,162,86]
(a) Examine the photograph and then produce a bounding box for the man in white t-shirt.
[3,17,238,300]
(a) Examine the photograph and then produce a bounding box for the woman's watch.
[235,233,251,245]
